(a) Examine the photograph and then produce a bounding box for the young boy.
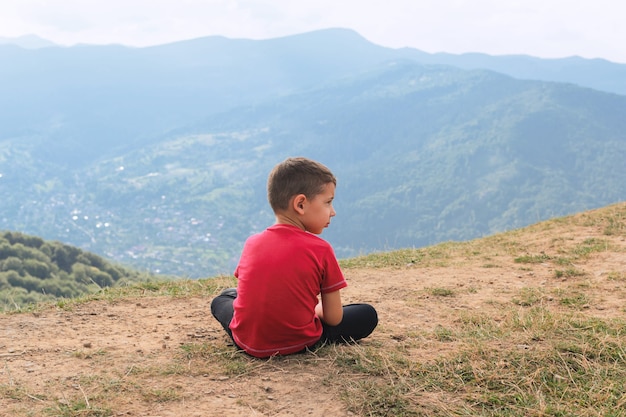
[211,157,378,358]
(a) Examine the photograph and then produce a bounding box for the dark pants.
[210,288,378,350]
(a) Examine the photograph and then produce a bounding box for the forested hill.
[1,29,625,277]
[0,231,148,308]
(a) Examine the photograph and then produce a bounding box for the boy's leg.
[210,288,237,338]
[321,303,378,344]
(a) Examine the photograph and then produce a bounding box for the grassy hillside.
[1,202,624,416]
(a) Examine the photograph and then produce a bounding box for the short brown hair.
[267,157,337,212]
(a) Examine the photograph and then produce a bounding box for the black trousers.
[210,288,378,349]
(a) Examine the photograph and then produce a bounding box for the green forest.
[0,231,149,309]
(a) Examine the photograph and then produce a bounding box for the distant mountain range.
[1,28,624,277]
[0,34,58,49]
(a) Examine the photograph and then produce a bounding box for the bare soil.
[1,204,625,416]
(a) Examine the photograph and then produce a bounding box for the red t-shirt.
[230,223,347,357]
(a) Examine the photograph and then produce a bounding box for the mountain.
[0,34,58,49]
[1,29,624,162]
[397,49,626,96]
[0,29,624,277]
[0,29,401,164]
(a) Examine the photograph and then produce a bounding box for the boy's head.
[267,157,337,213]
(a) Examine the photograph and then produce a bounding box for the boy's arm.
[316,290,343,326]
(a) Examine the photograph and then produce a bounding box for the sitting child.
[211,157,377,358]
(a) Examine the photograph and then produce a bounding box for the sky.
[1,0,625,63]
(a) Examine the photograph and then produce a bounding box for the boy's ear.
[293,194,307,215]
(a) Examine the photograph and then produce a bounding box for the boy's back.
[230,223,347,357]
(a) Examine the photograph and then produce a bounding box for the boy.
[211,157,378,358]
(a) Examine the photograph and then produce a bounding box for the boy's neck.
[274,212,306,231]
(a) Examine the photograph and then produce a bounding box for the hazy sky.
[1,0,624,63]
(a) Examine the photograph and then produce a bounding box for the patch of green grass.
[512,287,545,307]
[514,253,551,264]
[570,238,610,258]
[178,342,254,376]
[340,240,502,269]
[559,293,590,308]
[554,256,573,266]
[428,287,455,297]
[52,276,237,311]
[0,383,29,401]
[458,316,504,340]
[340,379,416,417]
[339,248,426,268]
[507,306,558,334]
[140,387,181,403]
[554,268,586,279]
[607,271,626,281]
[332,344,412,376]
[0,294,41,314]
[433,325,456,342]
[602,210,626,236]
[46,400,112,417]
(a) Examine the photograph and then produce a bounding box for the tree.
[23,259,51,279]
